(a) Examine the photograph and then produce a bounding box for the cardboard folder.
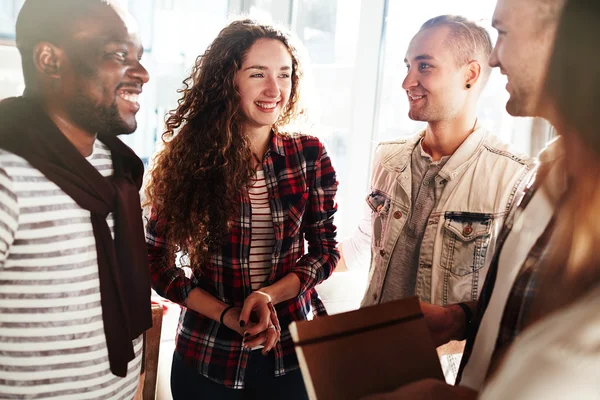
[289,296,444,400]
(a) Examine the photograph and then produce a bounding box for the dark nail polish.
[240,320,246,328]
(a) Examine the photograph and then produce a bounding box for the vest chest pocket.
[440,212,494,277]
[366,191,392,249]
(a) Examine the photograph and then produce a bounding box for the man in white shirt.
[364,0,567,398]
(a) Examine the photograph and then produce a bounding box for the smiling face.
[490,0,559,117]
[235,38,293,135]
[402,25,470,123]
[59,4,149,136]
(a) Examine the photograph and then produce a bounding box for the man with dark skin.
[0,1,152,398]
[21,1,148,155]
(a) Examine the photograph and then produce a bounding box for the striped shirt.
[248,169,275,290]
[0,140,142,400]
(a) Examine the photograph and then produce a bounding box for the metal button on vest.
[379,249,386,257]
[463,226,473,236]
[393,211,403,219]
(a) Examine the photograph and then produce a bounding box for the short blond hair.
[420,15,493,82]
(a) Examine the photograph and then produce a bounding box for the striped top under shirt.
[248,169,275,290]
[0,141,142,400]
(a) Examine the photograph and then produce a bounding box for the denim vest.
[358,126,534,307]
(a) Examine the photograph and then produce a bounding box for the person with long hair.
[144,19,339,399]
[480,0,600,397]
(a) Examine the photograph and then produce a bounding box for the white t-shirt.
[460,160,562,390]
[481,286,600,399]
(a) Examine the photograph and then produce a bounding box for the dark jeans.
[171,351,309,400]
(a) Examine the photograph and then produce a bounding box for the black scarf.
[0,97,151,377]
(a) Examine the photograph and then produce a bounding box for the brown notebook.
[289,296,444,400]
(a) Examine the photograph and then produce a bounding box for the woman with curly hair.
[145,19,339,399]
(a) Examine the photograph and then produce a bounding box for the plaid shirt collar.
[270,132,287,157]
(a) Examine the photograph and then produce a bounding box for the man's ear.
[465,60,482,88]
[32,42,64,80]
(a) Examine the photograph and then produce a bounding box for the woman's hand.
[239,291,281,355]
[184,287,279,352]
[221,306,249,336]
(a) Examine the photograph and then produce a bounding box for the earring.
[466,83,471,89]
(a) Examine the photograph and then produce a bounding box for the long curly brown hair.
[145,19,305,269]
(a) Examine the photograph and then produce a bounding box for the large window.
[0,0,23,41]
[0,0,24,99]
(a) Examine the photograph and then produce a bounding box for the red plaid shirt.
[146,133,339,389]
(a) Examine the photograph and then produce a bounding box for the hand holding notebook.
[289,296,444,400]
